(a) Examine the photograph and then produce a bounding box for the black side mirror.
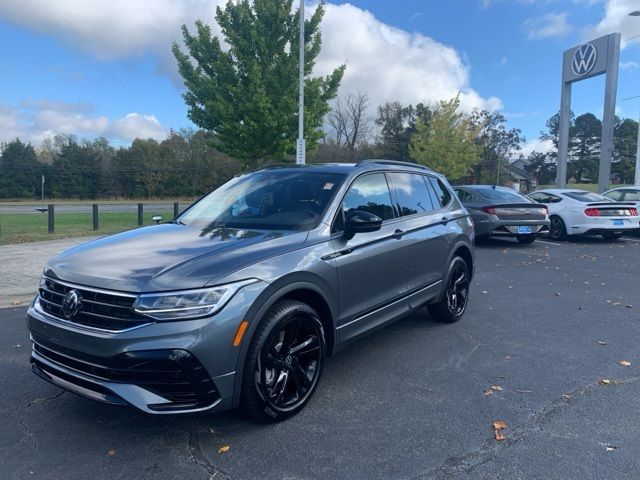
[343,210,382,240]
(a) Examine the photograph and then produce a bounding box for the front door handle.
[441,216,450,224]
[391,229,405,239]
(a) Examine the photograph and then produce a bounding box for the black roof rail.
[355,159,431,171]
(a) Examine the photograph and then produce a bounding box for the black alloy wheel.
[428,256,470,323]
[241,300,325,421]
[549,215,567,240]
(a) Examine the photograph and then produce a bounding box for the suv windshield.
[562,191,610,202]
[475,187,529,202]
[179,169,346,230]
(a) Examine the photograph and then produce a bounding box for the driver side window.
[341,173,395,224]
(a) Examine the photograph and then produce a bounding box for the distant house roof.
[508,157,531,181]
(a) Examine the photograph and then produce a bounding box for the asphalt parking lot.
[2,236,640,480]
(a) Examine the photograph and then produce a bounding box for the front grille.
[32,339,220,411]
[38,277,150,331]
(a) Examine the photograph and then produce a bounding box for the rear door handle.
[441,217,450,224]
[391,229,405,239]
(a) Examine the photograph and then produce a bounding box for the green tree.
[172,0,344,168]
[375,101,433,162]
[409,96,480,181]
[470,110,524,185]
[613,117,638,184]
[570,113,601,182]
[524,151,556,185]
[0,139,42,199]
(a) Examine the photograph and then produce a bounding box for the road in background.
[0,203,177,214]
[1,237,640,479]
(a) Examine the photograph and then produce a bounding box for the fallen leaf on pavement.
[598,378,611,385]
[107,449,116,456]
[12,343,22,348]
[598,341,607,345]
[562,394,571,399]
[493,420,507,430]
[613,302,621,306]
[491,385,504,391]
[554,292,561,296]
[626,305,633,309]
[218,446,230,454]
[495,431,506,441]
[617,360,631,367]
[482,290,488,294]
[484,388,493,396]
[514,389,533,393]
[606,445,617,451]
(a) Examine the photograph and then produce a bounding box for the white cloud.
[519,138,555,156]
[0,0,501,114]
[109,113,168,141]
[620,60,639,70]
[523,12,574,40]
[583,0,640,48]
[316,3,502,112]
[0,100,167,143]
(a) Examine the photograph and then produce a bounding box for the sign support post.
[556,33,621,193]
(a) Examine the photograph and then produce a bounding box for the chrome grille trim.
[37,276,152,333]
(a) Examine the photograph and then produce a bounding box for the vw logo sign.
[62,289,82,319]
[572,43,597,76]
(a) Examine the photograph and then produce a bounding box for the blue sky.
[0,0,638,154]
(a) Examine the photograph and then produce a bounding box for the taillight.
[483,207,496,215]
[630,208,638,216]
[584,208,601,217]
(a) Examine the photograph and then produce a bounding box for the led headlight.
[132,279,258,321]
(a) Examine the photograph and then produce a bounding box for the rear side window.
[388,173,435,216]
[342,173,395,221]
[428,177,452,208]
[455,188,474,203]
[625,190,640,201]
[604,190,624,201]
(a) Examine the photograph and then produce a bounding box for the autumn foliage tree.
[409,96,481,181]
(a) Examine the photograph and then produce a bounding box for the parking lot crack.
[188,430,231,480]
[416,375,640,479]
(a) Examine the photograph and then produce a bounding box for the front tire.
[549,215,567,241]
[240,300,325,422]
[428,256,470,324]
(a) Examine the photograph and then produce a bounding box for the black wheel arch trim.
[230,273,336,408]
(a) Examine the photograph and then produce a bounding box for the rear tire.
[240,300,325,422]
[516,234,536,244]
[428,256,470,324]
[602,232,623,240]
[549,215,567,241]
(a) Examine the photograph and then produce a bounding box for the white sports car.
[528,189,639,240]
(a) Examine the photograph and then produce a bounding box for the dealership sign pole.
[556,33,621,193]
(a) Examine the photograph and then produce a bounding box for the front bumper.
[26,280,268,414]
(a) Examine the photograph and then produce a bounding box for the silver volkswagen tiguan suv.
[27,160,475,421]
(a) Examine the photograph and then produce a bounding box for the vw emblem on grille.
[572,43,597,76]
[62,289,82,319]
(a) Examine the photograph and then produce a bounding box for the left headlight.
[132,279,259,321]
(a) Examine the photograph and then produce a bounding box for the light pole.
[628,11,640,185]
[296,0,305,165]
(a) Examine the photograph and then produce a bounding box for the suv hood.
[44,223,307,293]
